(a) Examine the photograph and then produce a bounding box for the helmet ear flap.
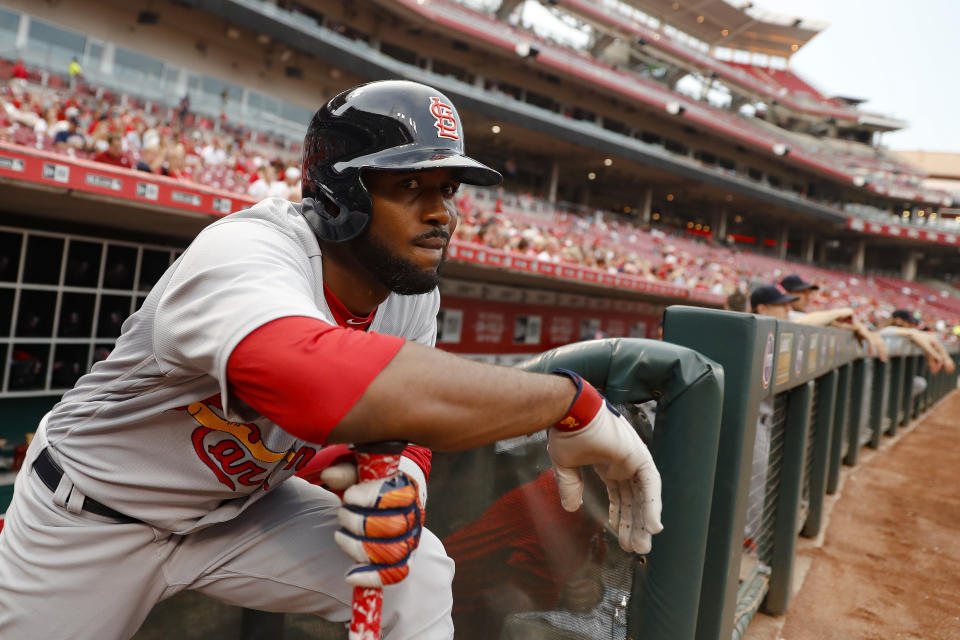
[300,192,370,243]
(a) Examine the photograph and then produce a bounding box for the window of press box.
[103,244,138,290]
[8,344,50,391]
[23,235,64,285]
[139,250,171,290]
[58,292,96,338]
[96,295,133,338]
[16,289,56,337]
[0,231,22,282]
[92,344,113,364]
[0,288,13,336]
[65,240,103,288]
[52,344,89,389]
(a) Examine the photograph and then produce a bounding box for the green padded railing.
[425,338,724,640]
[662,305,959,640]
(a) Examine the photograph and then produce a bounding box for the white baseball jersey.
[41,197,439,534]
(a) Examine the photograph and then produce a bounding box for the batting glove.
[334,472,424,588]
[547,369,664,554]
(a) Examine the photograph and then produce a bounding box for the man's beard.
[349,229,448,295]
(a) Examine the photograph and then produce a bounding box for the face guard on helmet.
[299,80,502,243]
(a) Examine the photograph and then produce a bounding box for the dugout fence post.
[762,381,812,615]
[660,306,775,640]
[910,356,923,420]
[886,352,905,437]
[801,368,837,538]
[825,363,851,495]
[867,358,888,449]
[513,338,725,640]
[901,356,917,426]
[843,359,867,467]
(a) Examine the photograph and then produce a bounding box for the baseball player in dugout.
[0,80,663,639]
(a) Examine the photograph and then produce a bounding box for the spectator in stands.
[135,143,166,174]
[93,133,131,169]
[247,163,276,200]
[200,136,227,166]
[177,94,191,124]
[268,160,292,198]
[11,59,28,83]
[68,57,83,90]
[282,166,302,202]
[53,117,86,151]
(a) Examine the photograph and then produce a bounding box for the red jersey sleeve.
[226,316,404,444]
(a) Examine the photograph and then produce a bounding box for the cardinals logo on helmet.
[429,97,459,141]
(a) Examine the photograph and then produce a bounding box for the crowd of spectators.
[1,63,958,343]
[455,188,960,341]
[0,62,301,199]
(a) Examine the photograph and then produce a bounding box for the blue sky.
[753,0,960,152]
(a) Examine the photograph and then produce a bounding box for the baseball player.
[0,80,663,639]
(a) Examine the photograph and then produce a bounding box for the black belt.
[33,448,138,523]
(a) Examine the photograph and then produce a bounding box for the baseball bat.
[348,440,408,640]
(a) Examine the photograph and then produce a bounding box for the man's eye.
[442,183,460,197]
[400,178,420,189]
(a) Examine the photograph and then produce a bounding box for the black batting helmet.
[299,80,502,243]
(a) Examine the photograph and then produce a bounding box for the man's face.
[108,137,122,156]
[791,289,812,312]
[349,168,460,295]
[756,303,791,320]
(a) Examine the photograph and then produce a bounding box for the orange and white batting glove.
[547,369,664,554]
[334,471,424,588]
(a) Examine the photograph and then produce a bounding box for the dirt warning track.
[746,390,960,640]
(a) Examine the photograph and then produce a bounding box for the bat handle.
[348,441,407,640]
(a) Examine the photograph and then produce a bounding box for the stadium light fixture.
[603,158,613,166]
[587,172,597,180]
[491,125,502,134]
[665,101,685,115]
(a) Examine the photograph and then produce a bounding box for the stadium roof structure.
[617,0,827,58]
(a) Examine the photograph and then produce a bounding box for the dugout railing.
[135,323,956,639]
[661,305,960,640]
[427,337,725,640]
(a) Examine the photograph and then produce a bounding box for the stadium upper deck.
[0,0,958,278]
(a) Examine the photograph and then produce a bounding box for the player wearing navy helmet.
[0,80,662,639]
